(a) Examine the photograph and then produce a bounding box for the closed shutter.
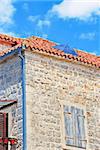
[76,108,86,148]
[0,113,7,150]
[64,105,74,146]
[64,105,86,148]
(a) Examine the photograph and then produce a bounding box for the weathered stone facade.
[0,44,11,51]
[0,45,99,150]
[25,51,100,150]
[0,55,23,150]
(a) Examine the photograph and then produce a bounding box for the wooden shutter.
[0,112,7,150]
[64,105,74,146]
[75,108,86,148]
[64,105,86,148]
[0,112,6,137]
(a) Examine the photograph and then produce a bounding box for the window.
[0,101,18,150]
[0,112,8,150]
[63,105,87,149]
[0,112,17,150]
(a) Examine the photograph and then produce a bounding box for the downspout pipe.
[18,49,27,150]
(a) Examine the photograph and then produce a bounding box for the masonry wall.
[25,51,100,150]
[0,55,23,150]
[0,43,11,51]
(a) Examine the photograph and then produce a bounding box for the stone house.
[0,34,100,150]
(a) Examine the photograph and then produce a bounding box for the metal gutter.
[18,50,27,150]
[0,48,21,60]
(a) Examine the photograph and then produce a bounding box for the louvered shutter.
[0,113,4,137]
[0,113,7,150]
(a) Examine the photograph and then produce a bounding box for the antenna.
[53,44,78,56]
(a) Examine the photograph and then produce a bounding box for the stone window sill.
[62,144,86,150]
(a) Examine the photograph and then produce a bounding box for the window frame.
[0,103,17,150]
[60,102,88,150]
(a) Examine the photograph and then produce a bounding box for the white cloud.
[51,0,100,21]
[42,34,48,39]
[28,14,51,38]
[28,15,51,28]
[0,0,15,25]
[96,9,100,15]
[90,51,97,55]
[0,27,16,37]
[37,19,51,28]
[22,3,29,11]
[80,32,96,40]
[28,15,39,22]
[0,0,16,36]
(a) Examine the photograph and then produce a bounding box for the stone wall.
[0,44,11,51]
[0,55,23,150]
[25,51,100,150]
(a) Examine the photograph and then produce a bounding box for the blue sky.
[0,0,100,55]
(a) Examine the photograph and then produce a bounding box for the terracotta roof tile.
[0,34,100,68]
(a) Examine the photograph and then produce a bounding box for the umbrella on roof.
[53,44,78,56]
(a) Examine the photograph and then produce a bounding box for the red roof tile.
[0,34,22,44]
[0,34,100,68]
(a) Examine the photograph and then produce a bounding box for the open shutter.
[0,113,4,138]
[0,113,7,137]
[64,105,74,146]
[0,113,7,150]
